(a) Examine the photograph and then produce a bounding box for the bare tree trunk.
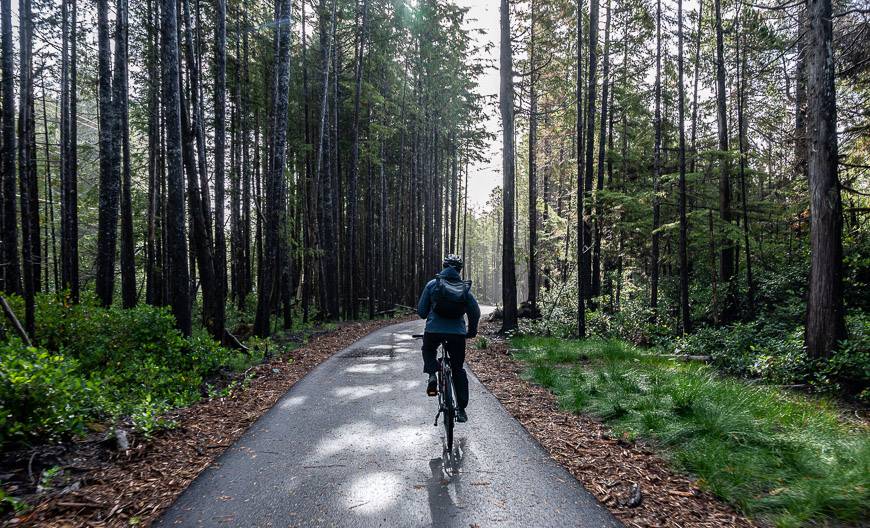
[315,0,339,319]
[116,0,136,308]
[575,0,586,336]
[714,0,736,323]
[500,0,518,332]
[18,0,39,333]
[0,0,17,295]
[214,0,228,325]
[677,0,691,334]
[689,0,703,175]
[794,6,808,180]
[254,0,293,336]
[651,0,662,321]
[804,0,845,358]
[161,0,192,334]
[346,0,370,320]
[146,0,161,305]
[583,0,599,312]
[593,0,611,299]
[41,76,59,291]
[527,0,538,309]
[96,0,120,307]
[735,12,754,311]
[59,0,79,300]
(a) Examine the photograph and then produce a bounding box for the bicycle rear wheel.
[442,368,455,452]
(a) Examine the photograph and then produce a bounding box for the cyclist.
[417,254,481,423]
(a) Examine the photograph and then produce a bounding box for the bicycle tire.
[443,368,455,452]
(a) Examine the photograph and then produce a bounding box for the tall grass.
[511,336,870,527]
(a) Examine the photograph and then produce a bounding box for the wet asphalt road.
[156,319,620,527]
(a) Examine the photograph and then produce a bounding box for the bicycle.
[413,334,456,451]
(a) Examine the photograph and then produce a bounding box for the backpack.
[432,275,471,319]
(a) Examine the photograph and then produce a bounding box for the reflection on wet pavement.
[156,320,620,528]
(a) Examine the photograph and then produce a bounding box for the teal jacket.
[417,266,481,336]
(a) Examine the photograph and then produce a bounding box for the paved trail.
[157,319,620,527]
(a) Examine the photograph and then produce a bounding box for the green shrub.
[675,314,869,400]
[0,339,95,443]
[0,294,267,446]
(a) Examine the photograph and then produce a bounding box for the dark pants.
[422,332,469,410]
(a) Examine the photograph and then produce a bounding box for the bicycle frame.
[415,334,456,451]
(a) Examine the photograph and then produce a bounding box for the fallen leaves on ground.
[5,317,411,528]
[465,323,755,528]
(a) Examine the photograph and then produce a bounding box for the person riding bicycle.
[417,254,481,423]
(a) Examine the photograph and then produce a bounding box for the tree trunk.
[735,12,754,311]
[214,0,228,325]
[677,0,691,334]
[651,0,662,321]
[254,0,293,336]
[315,0,339,319]
[500,0,518,332]
[804,0,845,358]
[576,0,586,337]
[96,0,120,307]
[161,0,192,334]
[714,0,736,323]
[593,0,611,299]
[583,0,599,311]
[116,0,136,308]
[527,0,538,309]
[0,0,18,295]
[347,0,370,320]
[689,0,703,175]
[59,0,79,300]
[794,6,808,180]
[18,0,38,332]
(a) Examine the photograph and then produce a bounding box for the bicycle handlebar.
[412,334,424,338]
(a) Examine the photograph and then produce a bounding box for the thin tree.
[161,0,192,334]
[651,0,662,321]
[593,0,611,298]
[214,0,228,320]
[804,0,845,358]
[116,0,136,308]
[714,0,736,322]
[254,0,293,336]
[735,9,753,310]
[677,0,691,333]
[0,0,16,295]
[60,0,79,301]
[500,0,518,332]
[527,0,539,310]
[95,0,120,307]
[18,0,38,332]
[575,0,586,337]
[583,0,599,310]
[347,0,370,319]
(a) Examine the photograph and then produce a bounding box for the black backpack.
[432,275,471,319]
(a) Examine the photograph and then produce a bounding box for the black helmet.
[443,254,463,271]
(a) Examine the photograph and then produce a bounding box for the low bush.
[675,314,870,401]
[0,294,265,446]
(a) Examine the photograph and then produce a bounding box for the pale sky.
[456,0,503,212]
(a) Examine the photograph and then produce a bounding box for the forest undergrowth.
[510,335,869,527]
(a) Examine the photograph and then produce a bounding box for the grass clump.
[510,335,870,527]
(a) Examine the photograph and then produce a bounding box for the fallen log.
[0,294,32,346]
